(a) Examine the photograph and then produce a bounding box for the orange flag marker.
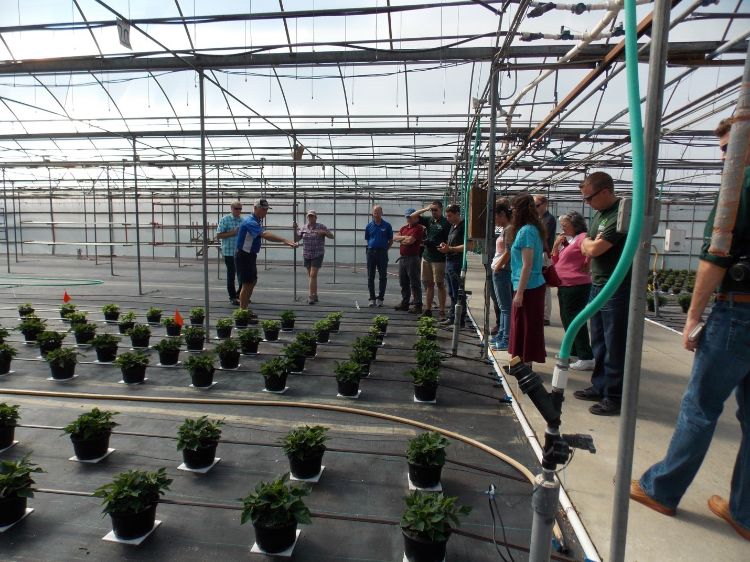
[174,310,184,327]
[63,291,71,303]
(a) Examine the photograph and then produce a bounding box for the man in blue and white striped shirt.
[216,200,243,305]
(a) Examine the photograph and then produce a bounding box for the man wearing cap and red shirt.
[293,210,335,304]
[393,208,425,312]
[235,198,298,310]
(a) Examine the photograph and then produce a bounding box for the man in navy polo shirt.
[235,198,298,310]
[364,205,393,307]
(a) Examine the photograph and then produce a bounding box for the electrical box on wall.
[468,186,488,239]
[664,228,686,252]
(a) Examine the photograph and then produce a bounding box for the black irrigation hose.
[31,488,579,561]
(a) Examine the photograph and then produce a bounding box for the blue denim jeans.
[366,248,389,300]
[640,301,750,529]
[589,281,630,402]
[444,259,466,323]
[492,269,512,347]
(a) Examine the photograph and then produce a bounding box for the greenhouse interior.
[0,1,748,561]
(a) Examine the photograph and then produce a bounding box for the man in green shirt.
[411,201,450,318]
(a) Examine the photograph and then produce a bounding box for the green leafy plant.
[102,304,120,316]
[408,365,440,386]
[17,315,47,339]
[238,328,262,345]
[127,323,151,338]
[334,360,361,383]
[233,309,253,323]
[260,356,288,379]
[184,353,215,372]
[91,333,120,349]
[0,454,43,499]
[350,346,374,365]
[312,318,332,333]
[63,408,119,440]
[282,341,306,361]
[176,416,224,451]
[368,326,385,339]
[407,432,449,466]
[67,311,88,327]
[37,330,66,348]
[152,337,182,352]
[326,312,343,323]
[280,310,296,323]
[260,319,280,331]
[417,316,436,329]
[0,343,17,360]
[678,293,692,312]
[60,303,77,317]
[216,317,234,329]
[416,348,441,370]
[113,351,149,370]
[73,322,97,339]
[93,468,172,515]
[45,347,78,368]
[146,307,162,318]
[183,325,205,340]
[17,303,34,317]
[161,317,179,327]
[413,339,440,354]
[0,326,9,343]
[189,307,205,320]
[215,337,240,356]
[281,425,329,460]
[0,403,20,427]
[239,473,311,527]
[417,324,437,338]
[295,331,317,351]
[400,491,471,542]
[118,311,136,324]
[372,315,389,332]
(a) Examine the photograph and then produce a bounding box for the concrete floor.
[0,253,585,561]
[464,255,747,562]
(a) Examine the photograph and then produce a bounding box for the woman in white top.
[491,199,513,350]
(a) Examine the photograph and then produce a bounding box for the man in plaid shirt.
[294,210,334,304]
[216,200,243,305]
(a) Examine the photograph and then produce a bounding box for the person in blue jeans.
[491,199,513,350]
[631,118,750,542]
[364,205,393,307]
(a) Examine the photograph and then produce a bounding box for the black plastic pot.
[71,431,111,460]
[337,380,359,397]
[190,316,204,326]
[303,342,317,358]
[118,321,134,335]
[110,503,157,541]
[0,494,27,527]
[281,318,295,331]
[158,348,180,366]
[235,318,248,329]
[49,363,75,380]
[0,424,16,449]
[288,450,324,479]
[372,331,384,344]
[121,365,147,384]
[190,367,215,388]
[104,311,120,322]
[146,313,162,325]
[402,529,449,562]
[253,520,298,554]
[359,362,371,378]
[74,332,94,345]
[216,326,232,339]
[263,327,280,342]
[264,373,287,392]
[0,356,11,375]
[22,331,39,344]
[95,346,118,363]
[315,329,330,344]
[219,352,240,369]
[182,441,218,469]
[166,324,182,337]
[240,340,260,355]
[407,462,443,489]
[329,319,341,333]
[414,382,438,402]
[39,340,63,356]
[287,355,305,373]
[186,337,204,352]
[130,334,150,349]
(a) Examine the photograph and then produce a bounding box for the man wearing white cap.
[235,198,298,309]
[293,210,334,304]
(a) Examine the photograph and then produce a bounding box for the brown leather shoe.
[708,495,750,541]
[629,480,676,516]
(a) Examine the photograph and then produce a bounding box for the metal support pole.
[482,68,499,358]
[10,179,18,262]
[199,70,211,339]
[176,180,182,268]
[529,470,560,562]
[610,2,671,561]
[293,143,298,303]
[353,192,358,274]
[92,180,99,264]
[107,168,115,276]
[48,168,55,256]
[16,182,23,257]
[83,191,89,258]
[2,169,10,274]
[333,166,337,283]
[132,138,143,295]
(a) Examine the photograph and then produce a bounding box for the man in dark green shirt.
[411,200,450,318]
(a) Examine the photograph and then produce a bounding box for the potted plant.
[281,425,329,480]
[113,351,149,384]
[409,365,440,402]
[350,346,374,378]
[240,474,310,554]
[176,416,224,469]
[162,316,182,337]
[678,292,691,313]
[215,317,234,339]
[45,347,78,380]
[153,337,181,366]
[372,314,389,335]
[183,326,205,352]
[184,353,215,388]
[17,315,46,343]
[63,408,118,460]
[0,403,20,449]
[261,320,281,342]
[146,307,162,324]
[91,333,120,363]
[73,321,97,345]
[238,328,262,355]
[282,341,306,373]
[60,303,77,320]
[215,338,241,369]
[37,330,65,357]
[368,325,385,345]
[280,310,296,331]
[17,303,34,318]
[233,308,253,329]
[312,318,332,344]
[118,311,136,334]
[355,334,380,359]
[0,454,43,527]
[127,323,151,349]
[93,468,172,540]
[416,346,442,370]
[67,311,88,328]
[260,357,288,392]
[0,326,9,345]
[295,332,317,358]
[413,339,440,354]
[189,306,205,326]
[102,303,120,322]
[401,491,470,562]
[417,324,437,341]
[0,344,17,376]
[326,312,343,333]
[406,432,449,489]
[334,360,361,397]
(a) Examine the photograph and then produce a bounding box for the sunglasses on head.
[232,206,242,210]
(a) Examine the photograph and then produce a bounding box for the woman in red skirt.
[509,194,547,364]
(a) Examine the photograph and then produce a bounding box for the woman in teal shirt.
[509,194,547,364]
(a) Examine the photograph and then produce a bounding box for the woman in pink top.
[551,211,594,370]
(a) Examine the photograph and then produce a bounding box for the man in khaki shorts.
[410,201,450,318]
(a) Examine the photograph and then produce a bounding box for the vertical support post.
[10,179,18,262]
[333,166,337,283]
[199,70,211,339]
[48,168,56,255]
[107,168,115,276]
[92,179,99,264]
[151,193,155,260]
[293,142,298,303]
[2,169,10,274]
[132,137,143,295]
[16,181,24,257]
[176,179,182,268]
[481,67,498,358]
[353,191,358,273]
[610,2,671,561]
[83,191,89,257]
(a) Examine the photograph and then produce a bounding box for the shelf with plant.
[280,310,296,331]
[282,341,307,373]
[63,408,118,460]
[240,474,310,554]
[406,432,449,489]
[215,337,241,369]
[127,323,151,348]
[146,307,162,324]
[260,357,289,392]
[91,333,120,363]
[237,328,262,354]
[0,402,20,449]
[295,332,317,358]
[189,306,205,325]
[37,330,66,357]
[183,325,205,351]
[45,347,78,380]
[161,316,182,336]
[73,321,97,345]
[408,365,440,403]
[260,319,281,342]
[281,425,329,480]
[102,303,120,322]
[0,344,17,376]
[184,353,215,388]
[312,318,332,343]
[17,315,46,343]
[118,311,137,334]
[215,317,234,339]
[152,337,182,366]
[59,303,77,320]
[17,303,35,318]
[176,416,224,469]
[113,351,150,384]
[93,468,172,541]
[401,491,470,562]
[0,454,43,527]
[334,360,362,397]
[326,311,343,332]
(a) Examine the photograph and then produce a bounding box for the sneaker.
[439,317,454,326]
[230,298,240,306]
[312,295,319,303]
[573,386,602,402]
[570,359,595,371]
[630,481,676,516]
[368,299,376,307]
[708,495,750,541]
[308,297,315,305]
[408,304,423,314]
[438,313,447,322]
[394,302,410,311]
[376,298,384,307]
[421,309,433,318]
[492,341,508,351]
[589,398,621,416]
